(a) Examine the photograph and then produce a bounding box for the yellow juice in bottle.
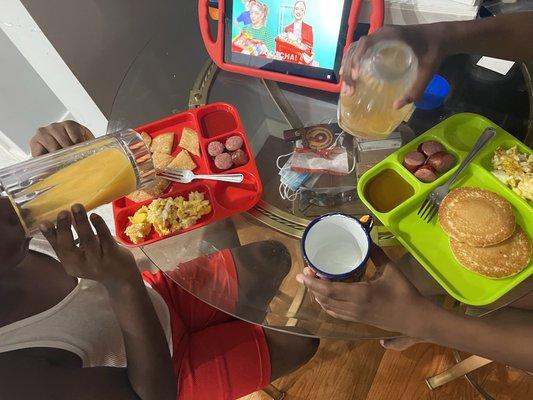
[21,148,137,225]
[338,41,417,140]
[0,129,155,233]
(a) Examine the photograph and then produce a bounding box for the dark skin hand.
[341,12,533,109]
[30,120,94,156]
[39,208,140,288]
[297,245,533,372]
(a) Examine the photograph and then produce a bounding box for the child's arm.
[341,12,533,107]
[39,205,176,400]
[297,246,533,372]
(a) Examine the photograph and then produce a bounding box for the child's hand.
[296,245,433,337]
[40,204,141,290]
[31,121,95,156]
[340,24,446,109]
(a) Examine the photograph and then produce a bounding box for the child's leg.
[263,328,319,381]
[231,240,291,322]
[143,239,317,399]
[201,218,292,321]
[143,254,235,334]
[143,240,291,331]
[178,321,318,400]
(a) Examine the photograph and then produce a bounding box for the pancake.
[438,187,515,247]
[450,225,532,279]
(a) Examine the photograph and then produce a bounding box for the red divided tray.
[112,103,262,247]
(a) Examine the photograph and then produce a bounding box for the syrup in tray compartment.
[365,169,415,213]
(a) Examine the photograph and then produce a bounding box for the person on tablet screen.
[283,1,314,64]
[241,1,276,55]
[235,0,255,28]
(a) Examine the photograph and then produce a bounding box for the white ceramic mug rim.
[301,213,372,279]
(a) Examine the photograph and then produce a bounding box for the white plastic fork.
[417,127,496,223]
[159,169,244,184]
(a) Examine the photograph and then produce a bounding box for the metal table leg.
[425,355,493,391]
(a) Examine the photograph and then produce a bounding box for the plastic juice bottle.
[0,130,155,233]
[338,40,418,140]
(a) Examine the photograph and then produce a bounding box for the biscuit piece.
[179,127,200,157]
[150,133,174,155]
[126,177,170,203]
[439,187,515,247]
[451,226,531,278]
[167,150,197,171]
[152,152,174,171]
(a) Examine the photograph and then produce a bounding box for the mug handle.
[359,215,374,233]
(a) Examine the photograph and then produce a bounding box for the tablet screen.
[224,0,352,84]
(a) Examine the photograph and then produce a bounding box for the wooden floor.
[233,215,533,400]
[240,340,533,400]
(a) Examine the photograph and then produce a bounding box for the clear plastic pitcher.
[338,40,418,140]
[0,130,155,233]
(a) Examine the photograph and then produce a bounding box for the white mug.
[301,213,374,280]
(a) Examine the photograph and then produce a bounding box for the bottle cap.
[415,74,450,110]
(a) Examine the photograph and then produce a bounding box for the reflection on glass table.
[139,217,402,339]
[136,214,533,341]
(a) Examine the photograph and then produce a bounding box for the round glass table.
[108,16,533,343]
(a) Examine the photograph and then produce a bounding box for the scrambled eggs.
[492,146,533,202]
[125,191,212,244]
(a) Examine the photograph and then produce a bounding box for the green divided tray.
[357,113,533,306]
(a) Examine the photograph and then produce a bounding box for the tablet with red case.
[199,0,384,92]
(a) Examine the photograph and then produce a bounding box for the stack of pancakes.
[438,187,532,278]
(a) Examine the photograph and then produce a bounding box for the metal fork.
[418,127,496,223]
[159,169,244,184]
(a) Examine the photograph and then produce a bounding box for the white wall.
[19,0,174,118]
[0,0,110,150]
[0,28,67,153]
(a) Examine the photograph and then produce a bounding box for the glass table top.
[109,14,533,339]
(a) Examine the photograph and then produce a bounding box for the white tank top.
[0,237,172,367]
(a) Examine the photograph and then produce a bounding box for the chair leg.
[259,270,305,399]
[425,355,493,390]
[262,384,286,400]
[285,285,307,327]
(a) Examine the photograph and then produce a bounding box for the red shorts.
[142,249,271,400]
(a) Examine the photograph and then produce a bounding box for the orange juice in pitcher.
[0,130,155,233]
